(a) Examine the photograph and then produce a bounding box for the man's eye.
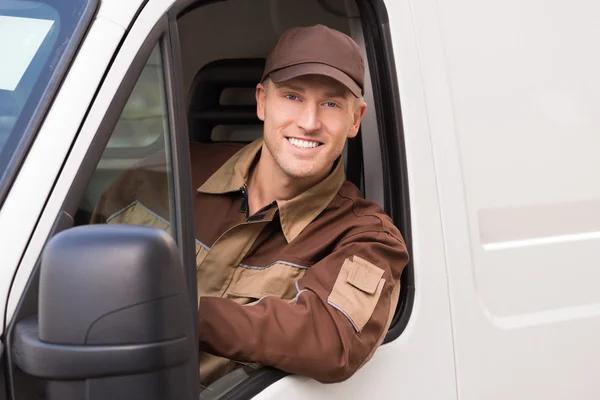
[285,94,299,101]
[325,101,338,108]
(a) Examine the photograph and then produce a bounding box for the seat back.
[187,58,265,143]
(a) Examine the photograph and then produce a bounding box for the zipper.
[240,183,276,221]
[239,183,249,218]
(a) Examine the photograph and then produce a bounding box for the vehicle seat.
[188,58,265,144]
[187,58,364,192]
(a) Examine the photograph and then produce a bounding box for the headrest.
[187,58,265,143]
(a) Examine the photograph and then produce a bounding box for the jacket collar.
[198,139,346,242]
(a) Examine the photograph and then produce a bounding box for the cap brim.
[269,63,362,98]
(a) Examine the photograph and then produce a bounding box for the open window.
[172,0,414,396]
[175,0,413,338]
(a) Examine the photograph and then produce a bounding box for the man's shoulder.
[104,142,245,192]
[332,181,388,222]
[318,181,403,242]
[190,141,246,189]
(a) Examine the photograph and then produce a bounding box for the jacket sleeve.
[89,151,170,224]
[197,229,409,383]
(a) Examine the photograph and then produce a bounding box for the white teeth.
[288,138,320,149]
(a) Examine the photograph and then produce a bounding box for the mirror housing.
[12,225,197,400]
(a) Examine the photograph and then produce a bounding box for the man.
[93,24,409,387]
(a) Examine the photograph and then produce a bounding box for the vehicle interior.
[179,0,380,204]
[180,0,391,395]
[5,0,413,399]
[76,0,384,221]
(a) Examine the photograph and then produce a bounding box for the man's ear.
[256,83,266,121]
[347,100,367,139]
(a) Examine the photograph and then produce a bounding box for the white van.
[1,0,599,398]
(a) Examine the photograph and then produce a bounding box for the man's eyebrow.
[276,82,348,98]
[324,90,348,99]
[277,83,305,92]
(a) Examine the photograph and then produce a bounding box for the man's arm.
[197,229,408,382]
[89,150,170,225]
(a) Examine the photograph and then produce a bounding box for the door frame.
[3,2,199,397]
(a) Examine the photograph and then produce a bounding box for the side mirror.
[12,225,197,400]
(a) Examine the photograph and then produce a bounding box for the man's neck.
[246,148,328,216]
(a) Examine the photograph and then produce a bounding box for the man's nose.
[296,103,322,133]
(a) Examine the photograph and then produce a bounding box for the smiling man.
[192,24,409,386]
[92,24,409,387]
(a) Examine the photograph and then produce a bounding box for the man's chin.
[280,165,322,181]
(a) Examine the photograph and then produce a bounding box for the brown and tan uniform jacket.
[92,139,409,386]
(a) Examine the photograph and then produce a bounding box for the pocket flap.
[107,201,170,231]
[327,256,386,332]
[346,256,384,294]
[225,263,306,303]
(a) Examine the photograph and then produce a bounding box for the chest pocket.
[225,263,307,304]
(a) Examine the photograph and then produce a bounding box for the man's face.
[255,75,367,181]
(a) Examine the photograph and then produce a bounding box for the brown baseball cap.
[261,24,365,97]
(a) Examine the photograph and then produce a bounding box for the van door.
[254,0,459,398]
[414,0,600,398]
[2,0,199,397]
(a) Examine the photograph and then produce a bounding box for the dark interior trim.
[220,368,290,400]
[355,0,415,344]
[170,0,225,19]
[166,11,201,368]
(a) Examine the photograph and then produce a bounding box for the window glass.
[75,43,176,240]
[0,0,92,190]
[107,46,165,148]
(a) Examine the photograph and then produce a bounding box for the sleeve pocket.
[327,256,385,332]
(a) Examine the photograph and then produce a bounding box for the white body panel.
[406,0,600,398]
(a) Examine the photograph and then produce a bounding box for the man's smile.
[286,137,323,149]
